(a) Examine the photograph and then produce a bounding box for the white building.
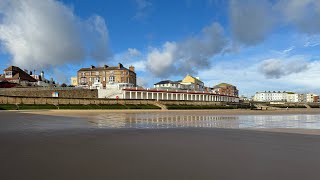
[254,91,319,103]
[253,91,288,102]
[153,80,195,90]
[303,94,318,103]
[286,93,299,103]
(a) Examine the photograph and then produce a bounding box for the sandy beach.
[1,109,320,180]
[15,108,320,116]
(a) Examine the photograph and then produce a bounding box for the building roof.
[1,66,37,82]
[78,63,135,73]
[154,80,181,85]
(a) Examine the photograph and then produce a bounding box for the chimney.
[41,71,44,79]
[90,65,95,69]
[29,71,32,75]
[104,65,108,68]
[118,63,123,69]
[129,65,135,72]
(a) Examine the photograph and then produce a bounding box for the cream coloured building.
[77,63,136,89]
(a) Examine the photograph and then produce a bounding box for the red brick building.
[211,83,239,97]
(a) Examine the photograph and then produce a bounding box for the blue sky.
[0,0,320,96]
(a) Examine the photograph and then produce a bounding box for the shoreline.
[12,108,320,115]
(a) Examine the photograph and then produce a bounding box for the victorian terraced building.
[77,63,136,89]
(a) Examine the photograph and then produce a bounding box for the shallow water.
[92,113,320,130]
[1,112,320,131]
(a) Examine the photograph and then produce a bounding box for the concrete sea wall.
[0,95,224,106]
[0,88,98,98]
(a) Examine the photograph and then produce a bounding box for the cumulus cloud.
[229,0,320,45]
[259,58,310,79]
[0,0,111,69]
[147,23,227,78]
[147,42,177,77]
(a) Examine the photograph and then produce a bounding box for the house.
[180,75,204,91]
[77,63,136,89]
[0,66,37,85]
[212,83,239,97]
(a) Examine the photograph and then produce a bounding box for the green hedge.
[166,104,238,110]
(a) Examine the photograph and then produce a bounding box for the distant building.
[154,80,183,89]
[153,75,204,91]
[0,66,37,85]
[180,75,204,91]
[302,93,319,103]
[77,63,136,89]
[70,77,78,86]
[254,91,289,102]
[0,66,54,87]
[253,91,318,103]
[211,83,239,97]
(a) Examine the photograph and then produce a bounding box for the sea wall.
[0,95,224,106]
[0,88,98,98]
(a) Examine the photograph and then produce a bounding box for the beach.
[1,109,320,180]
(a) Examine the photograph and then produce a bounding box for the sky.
[0,0,320,97]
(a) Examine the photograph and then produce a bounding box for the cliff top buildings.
[154,75,204,91]
[253,91,319,103]
[0,66,55,87]
[0,66,37,84]
[211,83,239,97]
[77,63,136,89]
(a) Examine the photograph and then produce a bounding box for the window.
[109,76,115,83]
[5,71,12,78]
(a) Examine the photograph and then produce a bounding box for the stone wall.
[0,88,98,98]
[0,95,224,106]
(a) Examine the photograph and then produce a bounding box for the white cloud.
[127,48,141,57]
[0,0,111,69]
[147,42,177,77]
[259,56,310,79]
[146,22,227,78]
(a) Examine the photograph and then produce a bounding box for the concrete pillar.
[146,92,149,99]
[157,93,159,101]
[129,91,132,99]
[135,91,138,99]
[162,93,164,100]
[124,91,126,99]
[152,92,154,99]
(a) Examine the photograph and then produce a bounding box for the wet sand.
[1,110,320,179]
[15,108,320,117]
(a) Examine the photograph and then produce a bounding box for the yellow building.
[181,75,204,91]
[70,77,78,86]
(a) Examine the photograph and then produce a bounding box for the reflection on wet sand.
[91,113,320,130]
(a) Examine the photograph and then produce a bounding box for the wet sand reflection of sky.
[91,113,320,130]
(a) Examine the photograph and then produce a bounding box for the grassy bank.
[0,104,161,110]
[269,105,307,108]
